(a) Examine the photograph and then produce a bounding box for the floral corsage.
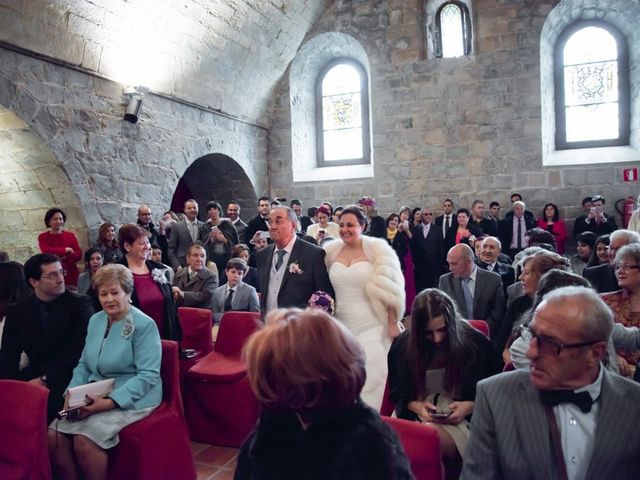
[289,262,303,274]
[122,314,135,340]
[151,268,168,285]
[308,291,335,315]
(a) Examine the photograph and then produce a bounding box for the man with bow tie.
[461,286,640,480]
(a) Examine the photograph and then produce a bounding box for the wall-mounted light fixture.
[123,86,149,124]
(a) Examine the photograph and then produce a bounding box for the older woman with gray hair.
[48,264,162,480]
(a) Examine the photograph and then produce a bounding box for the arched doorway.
[0,105,88,262]
[170,153,258,221]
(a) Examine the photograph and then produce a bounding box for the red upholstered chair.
[467,319,490,338]
[178,307,213,357]
[503,361,515,372]
[108,340,195,480]
[185,311,262,447]
[0,380,51,480]
[382,417,444,480]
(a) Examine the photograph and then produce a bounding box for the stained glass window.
[434,1,471,58]
[554,21,629,149]
[316,60,370,166]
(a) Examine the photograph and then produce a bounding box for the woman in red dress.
[38,208,82,287]
[536,202,567,255]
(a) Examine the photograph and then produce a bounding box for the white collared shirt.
[510,215,525,249]
[186,219,199,241]
[422,222,431,239]
[487,261,497,272]
[466,266,477,301]
[555,364,603,480]
[265,236,297,313]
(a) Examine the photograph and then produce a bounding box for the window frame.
[434,1,472,58]
[315,57,371,168]
[553,19,630,150]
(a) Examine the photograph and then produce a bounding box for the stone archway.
[171,153,258,221]
[0,105,88,262]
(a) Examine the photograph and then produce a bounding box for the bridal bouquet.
[307,291,335,315]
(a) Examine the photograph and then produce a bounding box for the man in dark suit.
[499,200,537,259]
[572,196,594,239]
[410,207,444,292]
[476,236,515,291]
[470,200,497,236]
[573,194,618,238]
[246,196,272,248]
[439,243,505,338]
[584,229,640,293]
[168,198,204,270]
[257,206,333,313]
[0,254,94,422]
[434,198,457,239]
[227,201,248,243]
[172,243,218,309]
[461,286,640,480]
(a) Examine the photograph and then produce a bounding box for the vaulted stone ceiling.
[0,0,332,125]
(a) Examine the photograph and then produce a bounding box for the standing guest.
[0,254,93,422]
[445,208,481,252]
[586,234,611,268]
[236,308,412,480]
[320,201,334,217]
[388,289,499,465]
[211,258,259,323]
[324,205,405,409]
[574,194,618,238]
[302,206,317,233]
[499,200,537,259]
[571,231,596,276]
[77,247,104,296]
[95,223,121,264]
[118,224,181,341]
[435,199,457,239]
[385,213,408,265]
[172,243,218,310]
[470,200,497,236]
[246,196,272,247]
[168,199,204,270]
[572,196,594,238]
[257,206,333,312]
[537,202,567,254]
[411,207,423,227]
[290,199,304,233]
[410,207,445,292]
[461,287,640,480]
[38,207,82,288]
[398,205,416,312]
[136,204,160,249]
[332,206,344,224]
[157,211,179,265]
[249,231,269,268]
[306,205,339,243]
[357,196,385,238]
[584,230,640,294]
[227,201,248,242]
[626,194,640,233]
[0,262,31,344]
[488,201,501,223]
[48,264,161,480]
[201,219,239,274]
[202,201,224,229]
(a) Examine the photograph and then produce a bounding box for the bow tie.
[539,389,594,413]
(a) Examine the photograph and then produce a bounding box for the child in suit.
[212,258,260,323]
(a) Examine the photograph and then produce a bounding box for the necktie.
[517,218,522,250]
[190,222,197,241]
[487,263,494,272]
[423,223,430,239]
[446,215,451,230]
[539,390,594,413]
[224,289,234,311]
[462,277,474,319]
[189,270,197,281]
[275,250,286,271]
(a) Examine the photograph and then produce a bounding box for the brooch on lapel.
[151,268,168,285]
[122,314,135,340]
[289,262,304,274]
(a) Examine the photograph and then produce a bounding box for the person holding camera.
[306,205,339,244]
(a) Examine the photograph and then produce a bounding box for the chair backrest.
[503,361,515,372]
[160,340,185,420]
[379,377,395,416]
[0,380,52,480]
[215,311,262,357]
[467,319,490,338]
[177,307,213,355]
[382,416,443,480]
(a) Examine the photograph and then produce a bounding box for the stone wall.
[267,0,640,235]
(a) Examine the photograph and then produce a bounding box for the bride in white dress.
[324,206,406,410]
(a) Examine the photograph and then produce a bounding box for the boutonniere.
[122,314,135,340]
[289,262,304,274]
[151,268,168,285]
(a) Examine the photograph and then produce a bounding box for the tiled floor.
[191,441,239,480]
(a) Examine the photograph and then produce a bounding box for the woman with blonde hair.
[236,308,412,480]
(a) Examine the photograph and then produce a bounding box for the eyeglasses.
[615,264,640,272]
[41,269,67,280]
[520,325,599,357]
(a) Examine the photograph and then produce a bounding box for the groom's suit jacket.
[461,369,640,480]
[257,238,333,312]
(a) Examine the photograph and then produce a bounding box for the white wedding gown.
[329,261,390,411]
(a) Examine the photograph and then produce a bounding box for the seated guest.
[388,289,499,468]
[48,264,162,480]
[537,202,567,254]
[201,218,239,274]
[506,246,551,311]
[236,308,412,480]
[584,230,640,294]
[211,258,259,323]
[0,261,31,344]
[38,207,82,288]
[385,213,408,265]
[586,234,610,268]
[461,286,640,480]
[0,254,94,422]
[77,247,104,295]
[95,222,122,264]
[118,224,181,341]
[445,208,481,251]
[172,243,218,310]
[306,205,339,243]
[226,243,259,292]
[476,236,515,291]
[150,244,174,283]
[509,227,557,273]
[570,231,596,276]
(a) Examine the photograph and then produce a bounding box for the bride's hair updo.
[339,205,368,229]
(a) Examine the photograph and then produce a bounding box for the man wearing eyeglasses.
[0,253,94,423]
[461,286,640,480]
[410,207,444,292]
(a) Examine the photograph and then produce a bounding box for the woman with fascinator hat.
[357,196,386,239]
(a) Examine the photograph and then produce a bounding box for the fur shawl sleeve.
[324,237,405,323]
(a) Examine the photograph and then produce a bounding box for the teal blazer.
[68,306,162,410]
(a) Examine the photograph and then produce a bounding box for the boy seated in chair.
[212,258,260,324]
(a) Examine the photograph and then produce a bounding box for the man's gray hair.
[482,236,502,250]
[540,286,613,342]
[513,200,525,210]
[610,229,640,245]
[274,206,298,225]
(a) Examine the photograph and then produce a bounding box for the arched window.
[434,1,471,58]
[315,58,370,167]
[554,20,630,150]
